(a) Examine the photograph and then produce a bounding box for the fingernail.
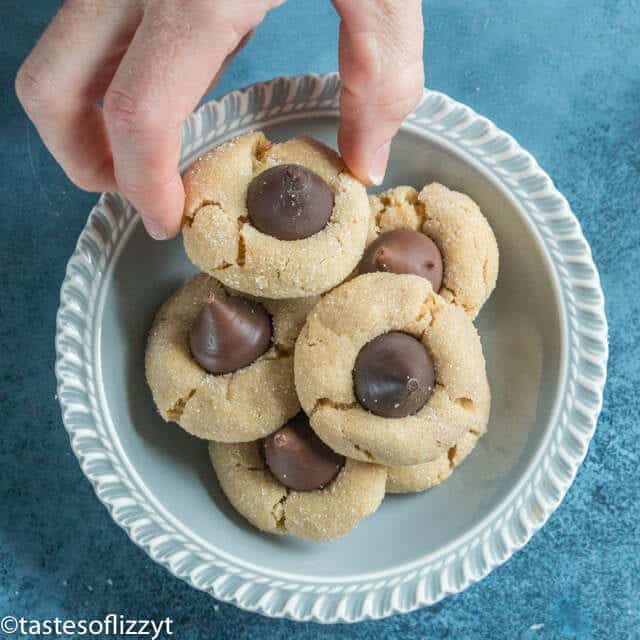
[369,142,391,186]
[140,214,168,241]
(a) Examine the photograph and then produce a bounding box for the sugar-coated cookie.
[294,272,491,466]
[145,273,316,441]
[182,132,370,298]
[209,417,387,542]
[366,183,499,318]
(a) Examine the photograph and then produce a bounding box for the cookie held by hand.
[145,273,316,442]
[182,132,370,298]
[209,414,387,542]
[294,272,491,466]
[366,184,499,318]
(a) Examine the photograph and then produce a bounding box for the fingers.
[15,0,143,192]
[17,0,277,240]
[103,1,272,238]
[333,0,424,185]
[204,29,256,96]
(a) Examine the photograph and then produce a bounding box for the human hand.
[333,0,424,187]
[16,0,424,240]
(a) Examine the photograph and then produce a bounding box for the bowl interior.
[99,116,564,579]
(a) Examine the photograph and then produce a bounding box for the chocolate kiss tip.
[358,229,444,292]
[353,331,435,418]
[262,413,345,492]
[189,294,271,375]
[407,378,420,393]
[246,164,334,240]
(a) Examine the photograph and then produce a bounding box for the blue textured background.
[1,1,638,638]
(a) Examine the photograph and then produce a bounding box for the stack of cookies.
[145,131,499,542]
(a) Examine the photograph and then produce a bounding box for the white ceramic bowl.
[55,73,608,622]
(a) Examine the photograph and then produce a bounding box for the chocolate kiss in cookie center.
[262,413,345,491]
[189,294,272,375]
[246,164,334,240]
[358,229,444,292]
[353,331,435,418]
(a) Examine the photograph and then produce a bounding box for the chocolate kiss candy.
[246,164,334,240]
[359,229,444,292]
[353,331,435,418]
[262,413,345,491]
[189,294,271,375]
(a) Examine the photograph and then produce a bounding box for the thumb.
[333,0,424,185]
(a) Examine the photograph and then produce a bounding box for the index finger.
[103,2,258,238]
[333,0,424,185]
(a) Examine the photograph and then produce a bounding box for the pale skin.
[16,0,424,240]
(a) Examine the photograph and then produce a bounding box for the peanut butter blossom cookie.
[367,183,499,318]
[145,273,317,442]
[182,132,370,298]
[295,272,491,467]
[209,413,387,542]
